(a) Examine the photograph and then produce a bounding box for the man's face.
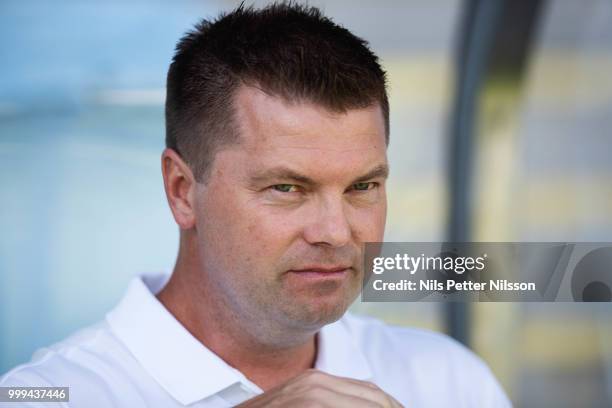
[192,86,388,338]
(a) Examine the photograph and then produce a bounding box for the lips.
[290,265,351,273]
[287,266,352,283]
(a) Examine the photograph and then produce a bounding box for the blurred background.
[1,0,611,406]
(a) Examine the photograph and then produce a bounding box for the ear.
[161,148,197,229]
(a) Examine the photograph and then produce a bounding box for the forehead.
[231,86,387,160]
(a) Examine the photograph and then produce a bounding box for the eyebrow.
[248,163,389,187]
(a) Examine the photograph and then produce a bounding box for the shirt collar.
[316,313,373,380]
[106,273,373,405]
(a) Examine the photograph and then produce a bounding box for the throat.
[237,338,318,391]
[156,271,319,391]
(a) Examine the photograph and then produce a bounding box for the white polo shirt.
[1,273,512,407]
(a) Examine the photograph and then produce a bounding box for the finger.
[327,381,398,408]
[302,371,397,407]
[387,393,405,408]
[307,386,384,408]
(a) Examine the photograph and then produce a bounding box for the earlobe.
[161,148,197,229]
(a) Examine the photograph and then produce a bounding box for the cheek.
[199,192,301,269]
[351,200,387,242]
[245,206,302,251]
[195,189,254,268]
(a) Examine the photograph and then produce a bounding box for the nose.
[302,195,352,248]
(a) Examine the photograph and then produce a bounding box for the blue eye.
[353,182,376,191]
[272,184,298,193]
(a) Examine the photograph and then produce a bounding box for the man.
[1,3,511,407]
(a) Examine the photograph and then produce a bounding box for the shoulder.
[341,311,478,362]
[1,321,107,383]
[339,312,512,407]
[0,321,145,407]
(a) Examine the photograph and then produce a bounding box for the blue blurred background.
[1,1,612,406]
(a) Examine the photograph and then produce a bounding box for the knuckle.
[304,383,327,394]
[302,369,325,382]
[361,380,381,390]
[292,380,326,396]
[369,382,381,389]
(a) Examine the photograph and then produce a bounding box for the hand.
[235,369,404,408]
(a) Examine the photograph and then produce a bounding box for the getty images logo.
[363,243,612,302]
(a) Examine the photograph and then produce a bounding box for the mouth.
[288,266,352,280]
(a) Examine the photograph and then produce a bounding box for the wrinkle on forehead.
[233,85,386,151]
[248,143,385,153]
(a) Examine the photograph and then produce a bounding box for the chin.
[286,292,355,329]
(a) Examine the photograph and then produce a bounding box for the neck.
[156,232,318,390]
